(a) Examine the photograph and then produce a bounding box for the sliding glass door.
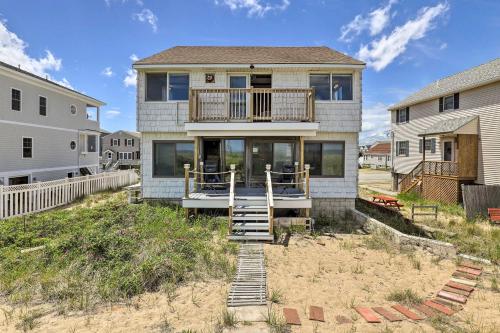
[251,141,296,177]
[224,139,245,183]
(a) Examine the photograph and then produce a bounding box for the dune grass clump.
[386,289,423,305]
[0,192,236,311]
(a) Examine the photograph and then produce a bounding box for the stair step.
[233,222,269,230]
[232,213,268,221]
[234,205,267,212]
[228,232,274,241]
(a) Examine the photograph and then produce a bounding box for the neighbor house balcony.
[189,87,315,122]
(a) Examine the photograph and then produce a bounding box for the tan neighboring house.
[0,61,104,185]
[389,58,500,203]
[101,131,141,170]
[362,141,391,169]
[134,46,365,240]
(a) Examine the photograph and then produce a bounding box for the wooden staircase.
[228,204,273,241]
[399,161,423,193]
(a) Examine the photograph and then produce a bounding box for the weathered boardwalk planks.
[227,244,267,307]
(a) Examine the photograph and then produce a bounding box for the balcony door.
[251,74,272,120]
[229,76,248,120]
[443,140,454,162]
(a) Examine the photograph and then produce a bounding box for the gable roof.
[134,46,365,66]
[389,58,500,110]
[0,60,105,106]
[366,142,391,155]
[103,130,141,138]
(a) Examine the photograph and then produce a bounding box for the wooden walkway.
[227,244,267,307]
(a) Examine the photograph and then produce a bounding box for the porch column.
[422,135,426,162]
[299,136,305,171]
[194,136,200,189]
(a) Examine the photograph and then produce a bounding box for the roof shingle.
[134,46,365,66]
[367,142,391,155]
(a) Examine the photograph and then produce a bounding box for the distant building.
[362,141,391,169]
[0,61,104,185]
[101,130,141,170]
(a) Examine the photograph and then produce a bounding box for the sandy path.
[264,234,499,332]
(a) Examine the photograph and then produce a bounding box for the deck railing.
[228,164,236,233]
[0,170,139,220]
[265,165,274,235]
[189,88,315,122]
[423,161,459,177]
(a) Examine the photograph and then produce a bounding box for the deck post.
[305,164,310,219]
[422,135,426,162]
[294,162,299,189]
[0,185,3,220]
[199,161,204,191]
[249,87,254,122]
[184,164,190,199]
[299,136,305,174]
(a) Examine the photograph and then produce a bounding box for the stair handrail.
[399,160,423,192]
[228,164,236,233]
[265,164,274,236]
[104,160,112,170]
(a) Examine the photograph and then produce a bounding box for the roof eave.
[133,63,366,70]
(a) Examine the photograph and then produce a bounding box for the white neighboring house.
[389,58,500,203]
[134,46,365,240]
[0,61,105,185]
[362,141,391,169]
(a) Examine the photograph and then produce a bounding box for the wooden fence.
[0,170,139,220]
[462,184,500,220]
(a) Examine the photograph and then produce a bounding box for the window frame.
[112,138,119,146]
[152,141,194,178]
[443,94,454,111]
[125,138,133,146]
[304,141,345,178]
[39,95,47,116]
[396,140,409,157]
[70,104,77,116]
[11,88,22,111]
[145,72,190,102]
[396,107,409,123]
[87,135,97,153]
[22,136,33,159]
[70,140,77,151]
[309,73,354,102]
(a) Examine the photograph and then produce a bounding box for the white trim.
[11,87,22,112]
[21,136,33,159]
[0,164,99,177]
[70,140,77,151]
[0,119,100,133]
[0,65,104,106]
[112,138,119,146]
[38,95,48,116]
[185,122,319,137]
[134,63,365,70]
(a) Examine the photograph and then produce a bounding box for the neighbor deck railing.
[0,170,139,220]
[189,87,315,122]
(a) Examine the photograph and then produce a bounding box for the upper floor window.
[22,137,33,158]
[39,96,47,116]
[439,93,459,112]
[125,138,134,146]
[111,138,119,146]
[396,107,409,124]
[11,88,21,111]
[70,104,77,115]
[396,141,409,157]
[309,74,353,101]
[146,73,189,101]
[87,135,97,153]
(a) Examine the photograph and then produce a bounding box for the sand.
[0,279,230,332]
[264,234,499,333]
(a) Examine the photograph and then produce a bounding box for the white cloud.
[133,8,158,32]
[105,0,143,6]
[357,2,449,71]
[0,19,72,87]
[105,109,121,119]
[340,0,397,42]
[361,102,391,139]
[101,66,114,77]
[124,69,137,87]
[215,0,290,17]
[130,54,139,62]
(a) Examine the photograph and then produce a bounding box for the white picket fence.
[0,170,139,220]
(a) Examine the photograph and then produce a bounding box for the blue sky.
[1,0,499,140]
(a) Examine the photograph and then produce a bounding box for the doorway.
[251,74,272,120]
[443,140,454,162]
[202,138,246,185]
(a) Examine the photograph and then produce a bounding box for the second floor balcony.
[189,88,315,123]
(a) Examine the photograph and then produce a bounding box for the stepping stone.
[457,266,482,276]
[447,280,475,291]
[354,307,381,323]
[372,307,403,322]
[437,291,467,304]
[413,304,436,318]
[459,261,482,271]
[336,315,353,324]
[423,300,454,316]
[309,306,325,322]
[283,308,301,325]
[391,304,424,321]
[442,285,470,297]
[433,297,464,311]
[453,271,478,280]
[451,278,477,287]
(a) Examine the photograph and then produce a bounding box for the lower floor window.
[119,152,133,160]
[153,141,194,177]
[396,141,409,156]
[304,141,345,177]
[23,137,33,158]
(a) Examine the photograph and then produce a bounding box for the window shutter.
[454,93,459,109]
[405,142,409,157]
[396,109,400,123]
[439,97,444,112]
[118,139,120,146]
[395,142,400,156]
[431,139,436,153]
[110,138,113,146]
[132,139,135,147]
[405,107,410,122]
[419,139,423,153]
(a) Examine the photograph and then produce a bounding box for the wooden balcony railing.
[189,88,315,122]
[423,161,459,177]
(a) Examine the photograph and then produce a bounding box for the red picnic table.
[372,195,404,210]
[487,208,500,224]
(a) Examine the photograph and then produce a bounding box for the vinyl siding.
[101,131,141,164]
[391,81,500,185]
